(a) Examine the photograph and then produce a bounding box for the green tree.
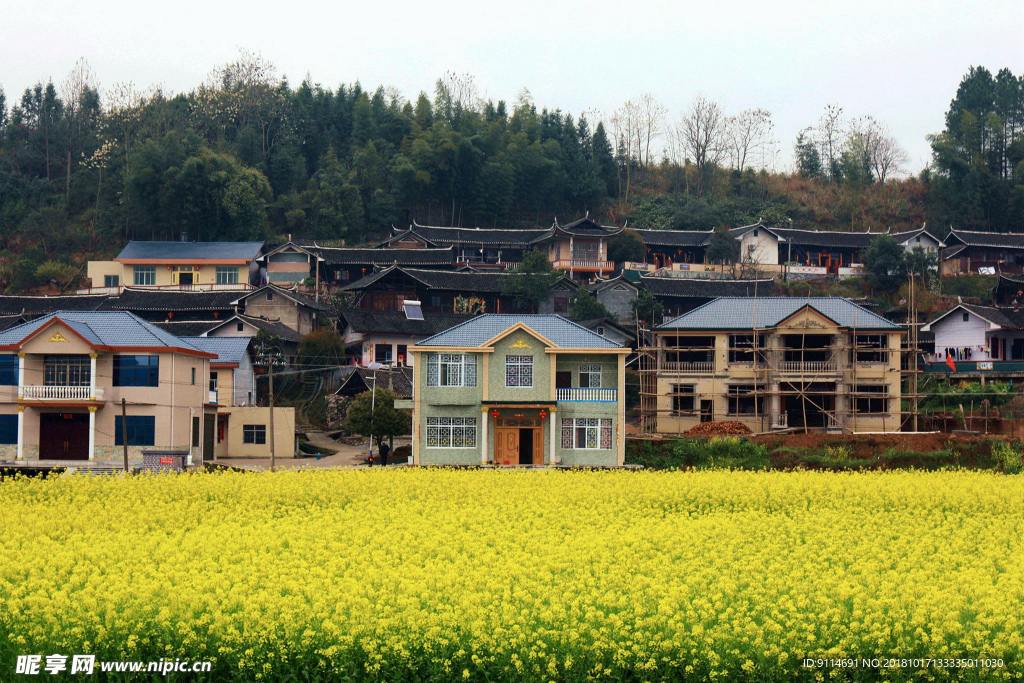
[706,225,739,263]
[345,388,411,448]
[795,130,823,179]
[569,289,613,320]
[298,329,346,368]
[631,288,664,324]
[862,235,907,291]
[607,228,646,263]
[502,249,560,311]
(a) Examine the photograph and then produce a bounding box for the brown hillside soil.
[751,432,996,459]
[685,421,753,436]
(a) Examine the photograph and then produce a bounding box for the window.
[115,416,156,446]
[854,334,887,364]
[0,355,17,386]
[237,322,245,332]
[427,354,477,387]
[597,326,605,336]
[505,355,533,387]
[0,414,17,444]
[425,417,477,448]
[243,424,267,444]
[560,418,612,450]
[729,334,764,364]
[44,355,91,386]
[113,355,158,387]
[728,385,763,415]
[215,266,239,284]
[192,416,200,448]
[915,236,921,243]
[134,266,156,286]
[191,367,196,385]
[855,386,888,414]
[210,372,218,392]
[430,295,442,309]
[266,291,274,301]
[553,296,568,313]
[671,384,695,416]
[571,243,599,261]
[753,229,759,237]
[963,312,969,322]
[104,275,120,288]
[397,345,408,365]
[374,344,393,364]
[579,365,602,388]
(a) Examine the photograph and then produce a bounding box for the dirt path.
[218,433,411,471]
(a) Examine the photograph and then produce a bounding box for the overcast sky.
[3,0,1021,173]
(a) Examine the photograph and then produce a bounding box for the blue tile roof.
[116,241,264,261]
[179,336,252,365]
[0,311,212,354]
[657,297,900,331]
[416,314,623,348]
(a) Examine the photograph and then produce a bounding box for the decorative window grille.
[426,354,476,387]
[560,418,612,450]
[425,417,477,448]
[505,355,533,387]
[579,365,601,388]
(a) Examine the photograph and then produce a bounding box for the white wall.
[739,229,779,265]
[930,310,994,361]
[900,233,942,253]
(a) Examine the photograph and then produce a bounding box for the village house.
[403,315,629,467]
[338,308,475,367]
[229,285,325,337]
[587,274,641,322]
[645,297,903,434]
[639,275,779,319]
[920,302,1024,380]
[85,240,264,292]
[941,230,1024,276]
[0,311,219,465]
[341,266,528,314]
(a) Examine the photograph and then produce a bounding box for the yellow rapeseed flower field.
[0,469,1021,681]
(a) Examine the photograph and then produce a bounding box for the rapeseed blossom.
[0,469,1021,681]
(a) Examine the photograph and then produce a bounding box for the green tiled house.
[405,315,629,466]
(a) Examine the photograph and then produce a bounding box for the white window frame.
[505,355,533,387]
[134,266,156,286]
[425,417,478,448]
[579,365,601,388]
[216,266,239,284]
[560,418,612,450]
[426,353,477,387]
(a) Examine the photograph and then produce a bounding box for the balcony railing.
[556,388,618,402]
[552,259,614,272]
[778,361,837,373]
[76,282,255,295]
[659,361,716,374]
[22,385,101,400]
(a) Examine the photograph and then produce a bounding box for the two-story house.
[405,315,629,466]
[0,311,219,465]
[85,240,264,292]
[645,297,903,434]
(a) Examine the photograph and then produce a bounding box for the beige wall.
[244,295,316,336]
[86,261,122,287]
[215,406,295,459]
[85,261,246,287]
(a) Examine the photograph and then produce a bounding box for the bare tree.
[60,58,99,199]
[636,93,666,168]
[816,104,845,181]
[852,115,910,183]
[435,71,480,123]
[611,100,641,205]
[727,108,773,171]
[676,94,728,197]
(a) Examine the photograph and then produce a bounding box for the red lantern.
[539,409,548,421]
[490,409,500,418]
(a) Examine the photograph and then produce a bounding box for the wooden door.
[203,415,215,464]
[532,428,543,465]
[40,413,89,460]
[495,429,518,465]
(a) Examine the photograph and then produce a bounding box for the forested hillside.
[0,54,1020,293]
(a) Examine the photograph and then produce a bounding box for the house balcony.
[556,388,618,402]
[552,259,614,273]
[777,360,837,374]
[208,390,219,404]
[76,282,255,295]
[22,385,104,401]
[658,361,716,375]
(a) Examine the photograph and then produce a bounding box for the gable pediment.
[776,306,840,331]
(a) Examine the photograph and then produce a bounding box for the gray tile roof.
[554,217,623,237]
[334,366,414,398]
[657,297,901,331]
[233,285,328,311]
[340,308,475,337]
[313,246,456,266]
[945,230,1024,249]
[0,311,212,353]
[151,320,223,336]
[770,228,881,249]
[0,294,110,316]
[179,336,252,365]
[924,303,1024,331]
[100,288,242,312]
[632,229,712,247]
[640,276,778,299]
[116,241,264,261]
[380,224,552,248]
[417,314,623,348]
[341,266,515,293]
[207,315,303,343]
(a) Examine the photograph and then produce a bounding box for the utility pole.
[121,398,128,472]
[269,356,276,473]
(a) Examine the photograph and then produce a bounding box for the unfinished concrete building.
[641,297,904,434]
